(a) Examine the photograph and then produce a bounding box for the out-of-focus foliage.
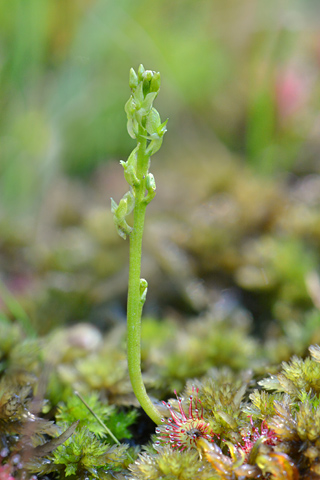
[3,299,320,478]
[1,1,320,479]
[1,0,320,214]
[1,0,320,365]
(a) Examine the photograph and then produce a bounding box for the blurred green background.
[1,0,320,215]
[1,0,320,344]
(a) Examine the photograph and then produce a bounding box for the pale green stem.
[127,135,162,425]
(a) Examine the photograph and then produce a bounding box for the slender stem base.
[126,139,162,425]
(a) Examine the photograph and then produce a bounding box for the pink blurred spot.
[275,68,309,119]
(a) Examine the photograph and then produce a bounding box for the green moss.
[130,446,215,480]
[46,425,130,479]
[56,392,137,442]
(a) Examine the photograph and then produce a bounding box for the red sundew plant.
[239,418,279,460]
[0,465,14,480]
[154,388,216,451]
[0,449,31,480]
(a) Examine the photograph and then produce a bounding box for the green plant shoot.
[111,65,167,424]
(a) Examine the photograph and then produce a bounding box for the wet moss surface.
[1,155,320,478]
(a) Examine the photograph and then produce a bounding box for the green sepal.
[111,193,134,240]
[123,190,135,215]
[120,147,139,187]
[141,92,158,115]
[158,118,168,136]
[115,219,133,240]
[146,108,161,135]
[133,82,144,105]
[110,197,118,215]
[112,191,135,219]
[143,191,156,205]
[127,117,139,139]
[116,197,128,219]
[127,145,139,167]
[125,96,136,117]
[120,162,140,187]
[146,137,163,157]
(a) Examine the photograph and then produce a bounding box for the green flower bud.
[146,173,156,192]
[143,70,153,83]
[143,173,156,204]
[129,68,138,90]
[137,64,145,81]
[150,72,161,93]
[140,278,148,304]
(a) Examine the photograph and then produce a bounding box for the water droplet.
[155,428,160,433]
[167,402,171,408]
[43,459,51,465]
[189,395,193,401]
[0,448,9,458]
[12,455,20,465]
[161,418,165,422]
[154,441,160,446]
